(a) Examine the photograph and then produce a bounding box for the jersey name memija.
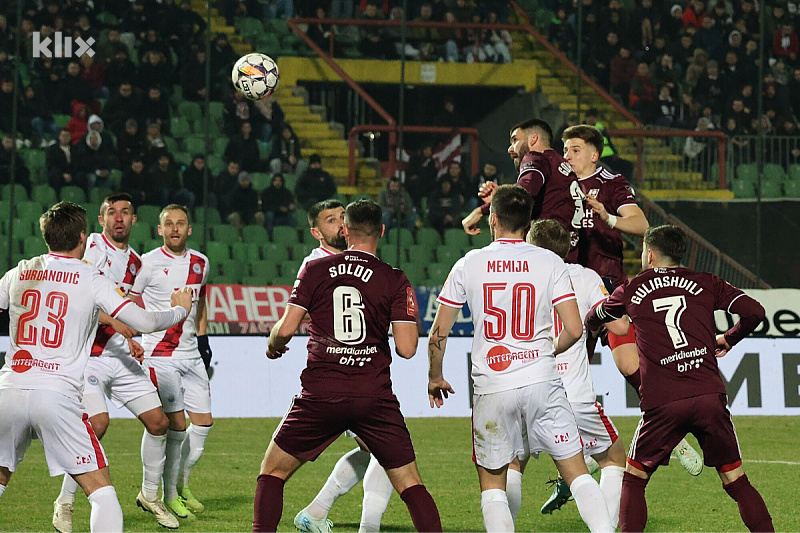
[130,247,208,359]
[554,263,607,404]
[84,232,142,357]
[0,254,140,400]
[438,239,576,395]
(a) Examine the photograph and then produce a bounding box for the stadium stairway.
[189,2,385,198]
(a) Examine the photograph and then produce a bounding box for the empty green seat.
[263,243,289,262]
[784,180,800,198]
[249,260,279,282]
[129,222,152,243]
[209,102,224,123]
[231,241,259,262]
[426,262,451,285]
[380,246,404,266]
[272,226,298,243]
[436,246,462,265]
[177,101,202,122]
[415,227,441,247]
[170,117,191,139]
[89,187,112,205]
[280,260,301,278]
[16,201,44,221]
[736,164,758,182]
[402,262,427,286]
[788,164,800,181]
[24,151,47,183]
[23,235,48,257]
[759,180,783,198]
[2,183,29,201]
[408,244,434,264]
[221,259,246,282]
[211,224,240,242]
[205,241,231,264]
[732,179,756,198]
[243,224,269,244]
[387,228,414,247]
[471,232,492,248]
[271,275,297,286]
[444,228,470,249]
[250,173,271,192]
[11,219,34,240]
[291,242,314,261]
[194,207,222,225]
[32,184,57,207]
[59,186,85,204]
[137,205,162,226]
[184,135,207,154]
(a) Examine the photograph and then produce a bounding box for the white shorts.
[144,358,211,414]
[82,356,162,418]
[571,400,619,457]
[0,389,108,476]
[472,379,582,470]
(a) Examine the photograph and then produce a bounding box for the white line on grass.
[748,459,800,466]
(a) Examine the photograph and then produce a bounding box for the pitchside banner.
[2,336,796,418]
[206,285,800,338]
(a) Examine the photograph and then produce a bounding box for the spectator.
[295,154,337,210]
[82,114,116,157]
[634,17,655,62]
[121,157,160,207]
[437,12,463,62]
[765,4,788,43]
[330,0,355,18]
[307,7,333,50]
[359,4,392,59]
[723,97,753,134]
[163,0,206,62]
[683,117,715,176]
[440,161,474,210]
[210,33,238,79]
[60,61,94,115]
[47,129,78,193]
[102,82,139,137]
[215,160,241,201]
[721,51,747,92]
[0,78,12,134]
[30,58,64,114]
[413,3,441,61]
[137,50,172,94]
[104,50,137,94]
[182,49,209,102]
[18,85,60,147]
[405,144,438,210]
[66,103,90,145]
[549,6,575,57]
[593,31,620,90]
[143,120,169,167]
[775,117,800,169]
[224,171,263,228]
[117,118,146,168]
[737,0,760,38]
[224,121,262,172]
[386,6,421,60]
[260,173,296,231]
[252,96,284,143]
[120,0,151,47]
[682,0,707,29]
[75,130,114,191]
[138,29,174,68]
[630,62,657,122]
[79,53,108,100]
[473,161,500,194]
[763,82,788,122]
[136,86,170,134]
[610,45,637,99]
[790,68,800,118]
[654,85,677,127]
[379,177,417,233]
[693,60,725,116]
[149,153,194,208]
[662,4,686,41]
[675,92,702,130]
[486,11,513,63]
[0,136,32,196]
[0,15,16,54]
[183,154,217,208]
[269,123,305,175]
[95,28,129,67]
[726,29,744,58]
[427,178,463,236]
[640,35,668,66]
[671,32,696,73]
[225,90,256,136]
[773,23,799,65]
[695,16,724,62]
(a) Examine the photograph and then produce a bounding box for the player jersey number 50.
[483,282,535,341]
[16,289,69,348]
[333,286,367,344]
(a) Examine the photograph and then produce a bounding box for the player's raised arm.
[585,284,627,334]
[113,286,192,333]
[427,304,460,408]
[586,196,649,236]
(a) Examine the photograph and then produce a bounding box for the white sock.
[481,488,514,532]
[0,483,6,500]
[179,424,211,489]
[163,429,186,501]
[505,468,523,524]
[57,475,80,505]
[570,473,613,533]
[359,456,393,533]
[599,466,624,531]
[141,431,167,499]
[88,485,123,532]
[305,447,371,520]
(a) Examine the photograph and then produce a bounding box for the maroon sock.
[253,474,284,532]
[625,369,642,399]
[620,471,649,532]
[400,484,442,532]
[723,474,774,532]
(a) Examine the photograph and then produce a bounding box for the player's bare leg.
[718,465,774,532]
[553,452,613,533]
[296,436,371,531]
[384,461,442,532]
[359,455,394,533]
[0,466,11,500]
[476,463,514,532]
[72,467,124,532]
[177,411,212,513]
[254,440,305,532]
[135,407,178,529]
[163,410,193,520]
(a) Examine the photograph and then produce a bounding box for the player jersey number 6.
[333,286,366,344]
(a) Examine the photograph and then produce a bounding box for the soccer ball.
[231,53,280,100]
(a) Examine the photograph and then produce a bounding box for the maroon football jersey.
[578,167,638,286]
[289,250,417,397]
[597,267,748,410]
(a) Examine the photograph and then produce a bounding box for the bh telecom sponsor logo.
[486,346,539,371]
[31,31,95,58]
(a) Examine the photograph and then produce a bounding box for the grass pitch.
[0,416,796,532]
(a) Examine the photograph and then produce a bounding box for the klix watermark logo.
[31,31,94,58]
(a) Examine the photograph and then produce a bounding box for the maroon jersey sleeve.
[517,152,546,198]
[706,275,766,346]
[606,176,638,214]
[391,271,417,323]
[585,282,627,332]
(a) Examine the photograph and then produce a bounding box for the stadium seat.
[231,241,254,262]
[788,164,800,182]
[272,226,298,244]
[173,151,192,167]
[209,102,225,123]
[23,151,47,183]
[387,228,414,247]
[759,180,783,198]
[243,224,269,244]
[211,224,240,242]
[137,205,162,227]
[212,137,228,155]
[184,135,207,154]
[262,243,289,262]
[295,209,310,230]
[763,163,787,182]
[206,241,231,264]
[178,101,203,122]
[784,180,800,198]
[207,154,225,175]
[736,163,758,182]
[471,232,492,248]
[165,138,182,155]
[129,222,152,243]
[0,200,9,221]
[249,260,279,282]
[32,184,57,207]
[280,260,302,277]
[89,187,112,205]
[11,219,34,240]
[214,272,239,284]
[402,262,427,286]
[436,246,462,266]
[23,235,47,257]
[16,201,44,221]
[732,179,756,199]
[291,242,314,261]
[271,275,296,286]
[415,227,441,247]
[171,117,191,139]
[380,245,404,266]
[426,262,451,285]
[222,259,246,283]
[283,173,298,191]
[60,185,86,205]
[195,207,222,225]
[444,228,470,249]
[249,172,271,192]
[2,183,28,201]
[408,244,434,264]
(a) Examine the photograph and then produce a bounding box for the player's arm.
[716,293,765,356]
[392,322,418,359]
[585,198,649,236]
[266,304,305,359]
[554,298,582,355]
[114,288,192,333]
[427,303,460,408]
[462,206,484,235]
[585,284,628,333]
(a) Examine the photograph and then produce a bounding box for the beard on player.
[511,143,529,172]
[324,230,347,251]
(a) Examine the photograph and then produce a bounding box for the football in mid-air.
[231,53,280,100]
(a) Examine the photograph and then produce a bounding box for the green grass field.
[0,416,796,532]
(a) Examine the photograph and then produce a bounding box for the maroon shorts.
[273,392,416,470]
[628,393,741,473]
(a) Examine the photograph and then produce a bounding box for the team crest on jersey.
[587,188,600,198]
[163,268,169,276]
[192,263,202,275]
[88,375,98,386]
[625,185,636,197]
[521,160,535,171]
[89,241,96,248]
[129,264,137,274]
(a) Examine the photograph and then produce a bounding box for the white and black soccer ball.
[231,53,280,100]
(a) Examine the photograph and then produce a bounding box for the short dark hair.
[644,225,687,264]
[490,185,533,234]
[344,199,382,238]
[101,192,135,215]
[510,118,553,146]
[527,219,570,258]
[159,203,190,224]
[40,201,87,252]
[308,199,344,227]
[562,125,604,155]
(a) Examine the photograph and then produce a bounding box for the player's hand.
[266,344,288,360]
[462,207,483,235]
[478,180,497,200]
[171,287,193,313]
[585,196,611,224]
[714,334,732,358]
[110,317,138,339]
[128,338,145,362]
[428,378,455,408]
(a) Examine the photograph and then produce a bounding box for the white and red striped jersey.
[297,245,337,279]
[438,239,576,395]
[84,232,142,358]
[0,254,152,400]
[554,263,607,404]
[130,246,209,359]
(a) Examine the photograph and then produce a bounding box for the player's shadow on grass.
[335,523,482,532]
